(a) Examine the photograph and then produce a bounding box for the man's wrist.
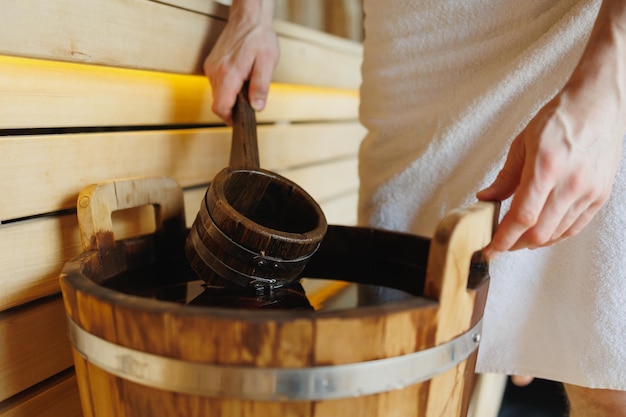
[229,0,275,26]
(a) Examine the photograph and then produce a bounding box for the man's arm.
[478,0,626,259]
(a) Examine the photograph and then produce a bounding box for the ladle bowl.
[185,84,327,288]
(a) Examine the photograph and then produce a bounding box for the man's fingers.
[486,207,534,257]
[207,48,277,122]
[248,67,272,112]
[546,198,592,243]
[477,136,525,201]
[511,186,581,249]
[556,200,603,240]
[211,72,248,125]
[486,168,555,255]
[248,47,278,111]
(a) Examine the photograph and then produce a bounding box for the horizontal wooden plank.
[183,187,209,230]
[0,216,80,312]
[0,297,74,402]
[0,122,364,221]
[0,207,168,312]
[185,187,359,233]
[1,157,359,311]
[150,0,229,18]
[0,0,225,75]
[150,2,362,57]
[281,0,363,42]
[0,128,229,220]
[0,55,359,129]
[275,20,362,57]
[0,54,218,128]
[0,371,82,417]
[1,0,361,88]
[183,156,360,228]
[318,192,359,226]
[283,157,359,204]
[274,21,362,89]
[0,204,169,312]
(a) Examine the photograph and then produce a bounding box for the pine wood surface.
[76,177,186,254]
[0,297,74,403]
[274,0,364,41]
[423,202,497,417]
[0,55,360,130]
[0,2,361,89]
[0,0,225,75]
[152,1,365,46]
[150,0,229,18]
[467,373,509,417]
[0,371,82,417]
[0,168,357,313]
[0,123,362,221]
[272,21,363,89]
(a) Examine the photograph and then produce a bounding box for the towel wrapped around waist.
[358,0,626,389]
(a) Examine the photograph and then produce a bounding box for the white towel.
[359,0,626,389]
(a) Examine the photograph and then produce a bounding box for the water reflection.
[103,262,416,312]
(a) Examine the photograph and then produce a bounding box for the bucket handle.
[76,177,185,252]
[424,200,500,344]
[423,200,499,416]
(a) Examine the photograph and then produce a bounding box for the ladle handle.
[230,82,260,169]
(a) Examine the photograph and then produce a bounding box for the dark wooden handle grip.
[230,82,260,169]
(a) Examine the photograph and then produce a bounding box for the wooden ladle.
[185,84,328,288]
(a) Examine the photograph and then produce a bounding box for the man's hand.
[477,0,626,259]
[204,0,279,124]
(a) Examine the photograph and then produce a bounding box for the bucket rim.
[60,255,438,323]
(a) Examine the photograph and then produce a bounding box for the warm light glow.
[0,54,358,97]
[0,53,210,89]
[1,54,359,129]
[304,279,351,310]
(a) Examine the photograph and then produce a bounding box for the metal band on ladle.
[189,210,318,288]
[199,203,319,273]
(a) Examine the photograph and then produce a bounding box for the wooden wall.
[0,1,363,415]
[275,0,364,41]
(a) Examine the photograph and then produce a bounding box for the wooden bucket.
[185,85,327,288]
[60,177,498,417]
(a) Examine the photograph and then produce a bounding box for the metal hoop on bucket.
[67,316,482,401]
